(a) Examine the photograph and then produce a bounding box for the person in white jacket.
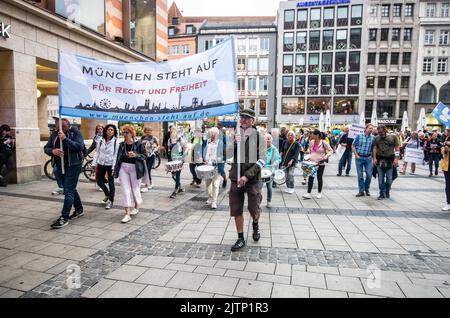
[92,124,119,209]
[204,127,223,209]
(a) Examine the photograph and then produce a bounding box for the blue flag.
[432,102,450,127]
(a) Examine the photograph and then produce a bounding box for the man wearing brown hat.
[228,109,267,251]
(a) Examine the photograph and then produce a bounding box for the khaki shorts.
[229,181,262,221]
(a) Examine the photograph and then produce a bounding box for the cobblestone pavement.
[0,158,450,298]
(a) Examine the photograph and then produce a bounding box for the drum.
[261,167,273,184]
[273,169,286,185]
[301,160,318,177]
[195,165,216,180]
[165,160,184,173]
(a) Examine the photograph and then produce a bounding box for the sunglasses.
[123,131,130,134]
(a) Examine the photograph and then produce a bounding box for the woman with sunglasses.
[114,125,147,223]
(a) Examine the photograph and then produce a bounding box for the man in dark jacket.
[280,131,300,194]
[337,126,353,176]
[44,118,85,229]
[0,124,15,187]
[228,109,267,251]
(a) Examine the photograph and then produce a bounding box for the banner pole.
[236,113,240,187]
[58,50,65,175]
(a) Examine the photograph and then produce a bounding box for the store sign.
[297,0,350,7]
[0,22,11,39]
[378,119,398,124]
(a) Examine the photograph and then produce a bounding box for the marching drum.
[273,169,287,185]
[165,160,184,173]
[301,160,318,177]
[195,165,216,180]
[261,167,273,184]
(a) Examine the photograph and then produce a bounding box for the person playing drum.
[280,131,300,194]
[204,127,223,209]
[168,126,187,199]
[260,134,281,208]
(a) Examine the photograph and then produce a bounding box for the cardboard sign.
[348,124,365,139]
[404,148,424,165]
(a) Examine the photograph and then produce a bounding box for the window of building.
[259,99,267,115]
[368,53,376,65]
[310,8,321,28]
[337,6,348,26]
[182,44,189,54]
[295,76,306,95]
[260,38,269,51]
[248,78,257,91]
[378,76,386,89]
[297,31,308,51]
[249,99,256,111]
[296,54,306,73]
[399,100,407,115]
[237,58,246,71]
[438,58,448,73]
[259,77,268,91]
[284,10,295,29]
[308,97,330,114]
[425,30,435,45]
[308,53,320,73]
[237,38,246,52]
[168,27,175,36]
[393,4,402,17]
[405,3,414,17]
[402,52,411,65]
[284,32,294,51]
[365,100,374,118]
[324,8,335,27]
[239,100,245,111]
[205,40,214,50]
[348,74,359,94]
[297,9,308,29]
[369,5,378,17]
[321,75,332,95]
[369,29,377,41]
[349,52,360,72]
[282,76,293,95]
[404,28,413,41]
[283,55,293,73]
[423,58,433,73]
[334,98,358,114]
[336,29,348,49]
[391,52,399,65]
[381,4,390,17]
[367,76,375,88]
[259,58,269,72]
[401,76,410,88]
[350,28,361,49]
[56,0,105,34]
[335,52,347,72]
[323,30,334,50]
[308,75,319,95]
[379,53,388,65]
[334,74,346,95]
[440,31,450,45]
[172,45,179,54]
[419,83,437,103]
[392,28,401,41]
[351,5,363,25]
[322,52,333,72]
[238,78,245,91]
[426,3,436,17]
[186,25,193,34]
[172,17,179,25]
[249,38,258,52]
[389,76,398,89]
[309,31,321,50]
[282,98,305,114]
[378,100,395,117]
[439,83,450,103]
[381,28,389,41]
[248,58,258,72]
[442,3,450,17]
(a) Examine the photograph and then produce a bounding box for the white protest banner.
[336,144,346,160]
[58,38,238,122]
[404,148,425,165]
[348,124,365,139]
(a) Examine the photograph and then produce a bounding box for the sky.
[167,0,283,16]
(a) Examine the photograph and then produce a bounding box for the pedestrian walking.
[337,126,353,176]
[401,132,423,175]
[114,125,146,223]
[140,127,159,192]
[352,124,375,197]
[441,129,450,211]
[228,109,266,251]
[0,124,15,187]
[280,131,300,194]
[168,126,187,198]
[261,133,281,208]
[204,127,223,209]
[427,132,442,177]
[188,128,203,188]
[92,124,119,209]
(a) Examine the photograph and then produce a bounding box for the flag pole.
[236,112,241,187]
[58,50,65,175]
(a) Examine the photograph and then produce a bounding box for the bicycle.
[44,155,96,182]
[152,151,161,169]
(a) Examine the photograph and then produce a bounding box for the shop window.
[307,97,330,114]
[378,100,395,118]
[282,98,305,114]
[334,98,358,114]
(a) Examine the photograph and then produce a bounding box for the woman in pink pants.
[114,125,147,223]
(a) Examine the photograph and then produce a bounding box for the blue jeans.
[378,165,393,196]
[55,164,83,220]
[145,155,155,184]
[53,163,64,189]
[172,171,181,189]
[356,156,373,193]
[260,180,273,202]
[338,151,352,175]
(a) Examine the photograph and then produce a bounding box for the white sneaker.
[211,203,217,209]
[52,188,64,195]
[302,193,312,200]
[140,187,148,193]
[206,199,212,205]
[284,188,295,194]
[301,180,307,185]
[148,184,153,190]
[121,215,132,223]
[442,204,450,211]
[130,208,139,215]
[266,201,272,208]
[316,193,322,199]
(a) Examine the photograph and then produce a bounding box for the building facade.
[197,18,277,128]
[362,0,419,130]
[276,0,365,128]
[414,0,450,130]
[0,0,167,184]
